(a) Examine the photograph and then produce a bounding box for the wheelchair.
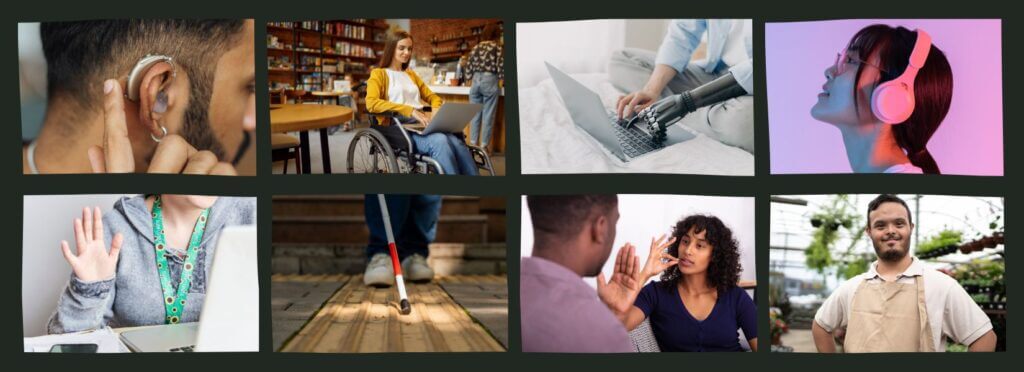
[346,111,495,175]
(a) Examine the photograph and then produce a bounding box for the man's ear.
[136,61,177,138]
[591,215,609,246]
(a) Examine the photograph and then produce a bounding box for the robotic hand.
[625,72,747,145]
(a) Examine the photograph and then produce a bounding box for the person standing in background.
[465,23,503,151]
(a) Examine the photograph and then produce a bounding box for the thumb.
[101,79,135,173]
[87,146,106,173]
[596,272,607,290]
[60,240,77,265]
[108,233,124,260]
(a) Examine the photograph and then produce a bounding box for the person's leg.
[445,133,479,175]
[608,48,714,98]
[672,66,755,153]
[396,194,442,260]
[364,194,413,260]
[477,74,500,149]
[469,78,484,146]
[411,132,458,174]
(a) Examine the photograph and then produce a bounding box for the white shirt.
[385,69,423,109]
[720,19,752,69]
[883,163,925,174]
[814,257,993,351]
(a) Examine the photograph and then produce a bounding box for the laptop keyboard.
[170,345,196,352]
[608,113,660,158]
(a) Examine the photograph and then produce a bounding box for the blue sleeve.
[655,19,707,73]
[735,288,758,340]
[633,282,659,317]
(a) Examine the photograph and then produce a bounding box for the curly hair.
[659,214,742,293]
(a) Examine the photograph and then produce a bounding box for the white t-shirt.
[814,257,993,351]
[385,69,423,109]
[884,163,925,174]
[720,19,752,69]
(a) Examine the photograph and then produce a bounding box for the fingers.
[147,135,198,173]
[614,245,625,275]
[87,146,106,173]
[625,93,644,118]
[616,94,630,119]
[209,162,238,176]
[623,243,636,276]
[101,79,135,173]
[60,240,76,264]
[109,233,124,260]
[92,207,103,242]
[596,273,607,291]
[83,207,94,241]
[631,254,640,278]
[182,151,219,175]
[73,217,86,252]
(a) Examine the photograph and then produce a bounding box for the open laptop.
[545,62,695,162]
[420,102,483,135]
[119,225,258,352]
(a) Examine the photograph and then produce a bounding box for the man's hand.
[87,79,237,175]
[60,207,124,282]
[616,89,659,120]
[639,234,678,280]
[596,243,642,316]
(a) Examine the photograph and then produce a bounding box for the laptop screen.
[545,62,625,160]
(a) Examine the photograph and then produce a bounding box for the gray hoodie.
[47,195,256,334]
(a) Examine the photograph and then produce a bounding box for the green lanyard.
[151,195,211,324]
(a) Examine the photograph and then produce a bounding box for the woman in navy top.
[600,214,757,352]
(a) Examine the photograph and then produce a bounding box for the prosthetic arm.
[626,72,747,144]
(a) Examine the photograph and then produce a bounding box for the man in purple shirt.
[521,195,636,352]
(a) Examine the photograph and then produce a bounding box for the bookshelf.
[266,20,387,98]
[426,21,503,64]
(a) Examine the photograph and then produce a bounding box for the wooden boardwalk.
[273,274,507,352]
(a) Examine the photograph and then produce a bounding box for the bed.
[518,73,754,175]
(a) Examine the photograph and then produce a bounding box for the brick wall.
[409,19,501,60]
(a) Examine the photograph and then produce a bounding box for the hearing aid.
[126,54,176,102]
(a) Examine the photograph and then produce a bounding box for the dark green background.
[5,0,1015,368]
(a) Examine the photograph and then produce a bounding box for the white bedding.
[518,73,754,175]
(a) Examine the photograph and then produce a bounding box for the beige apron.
[843,275,935,352]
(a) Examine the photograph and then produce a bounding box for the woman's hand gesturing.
[639,234,678,280]
[59,207,124,282]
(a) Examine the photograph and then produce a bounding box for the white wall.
[22,194,132,337]
[624,19,670,52]
[521,195,756,288]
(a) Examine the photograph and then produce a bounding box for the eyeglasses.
[834,50,889,76]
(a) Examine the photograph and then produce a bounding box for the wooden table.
[270,104,353,174]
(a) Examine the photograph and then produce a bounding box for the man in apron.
[812,194,997,352]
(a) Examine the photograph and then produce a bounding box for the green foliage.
[917,229,963,255]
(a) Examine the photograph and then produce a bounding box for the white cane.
[377,194,412,315]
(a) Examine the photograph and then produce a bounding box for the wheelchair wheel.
[347,128,400,174]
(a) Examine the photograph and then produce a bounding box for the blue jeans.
[469,73,500,148]
[364,194,442,262]
[410,132,479,175]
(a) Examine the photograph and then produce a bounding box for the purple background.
[766,19,1003,175]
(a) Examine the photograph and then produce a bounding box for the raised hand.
[596,243,642,316]
[60,207,124,282]
[639,234,679,280]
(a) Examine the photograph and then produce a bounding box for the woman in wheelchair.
[364,30,478,175]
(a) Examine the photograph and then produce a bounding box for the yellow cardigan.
[365,68,443,118]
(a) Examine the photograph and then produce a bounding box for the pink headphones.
[871,29,932,124]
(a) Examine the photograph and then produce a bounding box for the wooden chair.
[272,133,302,174]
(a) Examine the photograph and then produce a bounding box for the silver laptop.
[545,62,695,162]
[120,225,258,352]
[421,102,483,135]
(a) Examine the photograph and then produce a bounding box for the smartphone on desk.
[49,343,98,353]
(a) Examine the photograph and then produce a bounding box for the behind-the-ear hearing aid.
[871,29,931,124]
[126,54,176,142]
[126,54,176,102]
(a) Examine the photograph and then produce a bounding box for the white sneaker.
[363,253,395,287]
[402,254,434,282]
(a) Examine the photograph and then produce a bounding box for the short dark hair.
[40,20,246,117]
[867,194,912,224]
[660,214,741,293]
[527,195,617,237]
